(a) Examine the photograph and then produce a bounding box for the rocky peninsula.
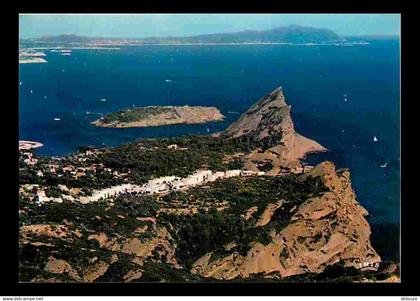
[92,105,225,128]
[220,86,327,173]
[18,86,395,283]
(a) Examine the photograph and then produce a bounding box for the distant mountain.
[221,86,327,170]
[36,34,94,43]
[27,25,344,45]
[140,25,344,44]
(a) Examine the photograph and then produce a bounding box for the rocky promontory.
[221,87,327,172]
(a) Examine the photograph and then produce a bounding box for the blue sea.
[19,40,400,260]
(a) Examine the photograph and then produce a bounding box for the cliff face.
[191,161,380,280]
[222,87,327,170]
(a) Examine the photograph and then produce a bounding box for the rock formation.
[222,87,327,170]
[191,161,380,280]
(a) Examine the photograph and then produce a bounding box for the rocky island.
[19,50,48,64]
[18,86,398,283]
[92,106,225,128]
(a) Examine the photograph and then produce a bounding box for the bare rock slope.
[191,161,380,280]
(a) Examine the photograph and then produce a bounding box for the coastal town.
[19,139,314,206]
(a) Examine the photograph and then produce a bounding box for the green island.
[92,105,225,128]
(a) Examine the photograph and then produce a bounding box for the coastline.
[19,57,47,64]
[92,118,225,128]
[19,140,43,150]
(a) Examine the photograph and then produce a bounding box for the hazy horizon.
[19,14,401,39]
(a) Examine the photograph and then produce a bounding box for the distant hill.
[36,34,94,43]
[140,25,344,44]
[27,25,345,45]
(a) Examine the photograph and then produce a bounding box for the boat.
[373,136,378,142]
[30,90,33,94]
[165,79,172,83]
[380,162,388,168]
[100,98,107,102]
[54,117,61,121]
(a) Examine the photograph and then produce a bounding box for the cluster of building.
[35,169,266,205]
[167,144,188,151]
[20,147,115,180]
[20,152,38,166]
[25,163,316,205]
[20,142,315,206]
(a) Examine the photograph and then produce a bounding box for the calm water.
[19,40,400,259]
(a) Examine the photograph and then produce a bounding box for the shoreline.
[92,119,225,128]
[19,57,47,64]
[19,140,43,150]
[26,42,369,48]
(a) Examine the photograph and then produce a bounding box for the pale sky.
[19,14,401,39]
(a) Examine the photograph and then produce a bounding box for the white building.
[225,170,242,177]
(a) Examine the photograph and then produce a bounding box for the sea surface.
[19,40,400,261]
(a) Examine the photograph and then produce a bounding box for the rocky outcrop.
[191,161,380,280]
[222,87,327,169]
